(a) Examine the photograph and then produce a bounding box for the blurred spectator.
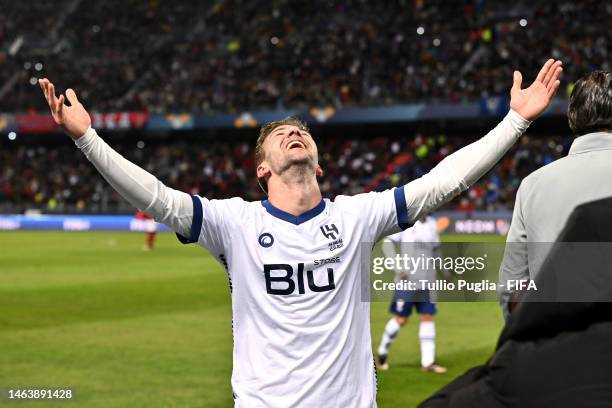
[0,132,570,214]
[0,0,609,113]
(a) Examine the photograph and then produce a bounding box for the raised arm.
[38,79,193,237]
[402,59,562,224]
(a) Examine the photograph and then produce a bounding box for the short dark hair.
[255,117,310,193]
[568,71,612,136]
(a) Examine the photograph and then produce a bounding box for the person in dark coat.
[419,196,612,408]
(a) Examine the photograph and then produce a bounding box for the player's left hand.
[510,58,563,121]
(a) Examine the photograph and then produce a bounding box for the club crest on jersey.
[258,232,274,248]
[320,224,343,251]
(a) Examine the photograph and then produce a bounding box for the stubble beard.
[277,155,317,183]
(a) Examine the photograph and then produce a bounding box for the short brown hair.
[568,71,612,136]
[255,117,310,192]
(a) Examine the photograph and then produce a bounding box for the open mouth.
[287,140,306,150]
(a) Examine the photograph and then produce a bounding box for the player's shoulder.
[518,155,572,196]
[332,189,395,208]
[195,195,261,218]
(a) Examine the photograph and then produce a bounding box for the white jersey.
[73,110,529,407]
[178,187,408,407]
[383,217,441,283]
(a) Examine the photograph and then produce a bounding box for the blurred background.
[1,0,609,216]
[0,0,610,407]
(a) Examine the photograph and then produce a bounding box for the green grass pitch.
[0,232,505,407]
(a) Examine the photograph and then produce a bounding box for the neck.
[266,167,322,216]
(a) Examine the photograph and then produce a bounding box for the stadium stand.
[1,0,609,112]
[0,133,570,214]
[0,1,606,214]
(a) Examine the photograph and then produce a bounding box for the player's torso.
[221,199,376,407]
[224,199,367,298]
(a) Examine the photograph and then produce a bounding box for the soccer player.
[135,210,157,250]
[38,59,561,407]
[376,215,447,373]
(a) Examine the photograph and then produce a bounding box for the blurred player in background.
[38,58,561,407]
[135,211,157,251]
[377,216,447,374]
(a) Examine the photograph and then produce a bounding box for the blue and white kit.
[383,217,441,317]
[73,110,529,407]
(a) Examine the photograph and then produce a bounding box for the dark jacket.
[419,197,612,408]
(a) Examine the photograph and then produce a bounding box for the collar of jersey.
[261,199,326,225]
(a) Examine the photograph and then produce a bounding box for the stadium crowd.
[0,0,596,214]
[0,0,609,113]
[0,132,569,214]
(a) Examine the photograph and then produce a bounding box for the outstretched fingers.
[543,61,562,88]
[535,59,555,83]
[42,79,59,114]
[57,94,65,115]
[43,80,55,112]
[38,78,45,98]
[547,80,561,100]
[65,88,80,106]
[39,78,50,106]
[49,83,58,113]
[511,71,523,92]
[38,78,66,121]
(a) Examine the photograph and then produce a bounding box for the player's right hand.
[39,78,91,140]
[509,59,562,121]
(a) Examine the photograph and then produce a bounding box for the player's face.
[262,125,319,175]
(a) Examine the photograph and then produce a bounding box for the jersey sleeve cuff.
[74,126,97,149]
[394,186,411,230]
[507,109,531,132]
[176,195,203,244]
